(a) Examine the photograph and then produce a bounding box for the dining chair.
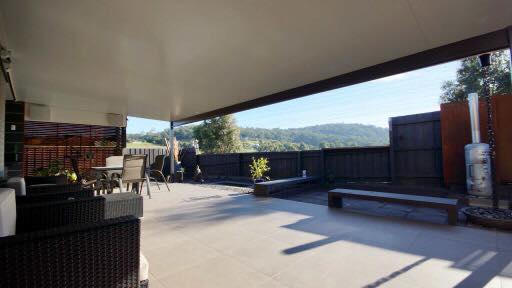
[104,155,123,192]
[116,155,150,197]
[149,155,170,191]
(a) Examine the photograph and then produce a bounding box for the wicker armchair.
[16,196,106,233]
[26,182,83,195]
[0,216,140,288]
[25,175,68,186]
[18,185,95,204]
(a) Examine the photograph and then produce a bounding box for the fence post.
[320,148,326,184]
[297,151,301,177]
[238,153,244,178]
[388,117,396,184]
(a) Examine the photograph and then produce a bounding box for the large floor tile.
[144,237,220,278]
[158,255,272,288]
[230,235,314,277]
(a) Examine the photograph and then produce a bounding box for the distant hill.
[128,123,389,151]
[240,123,389,149]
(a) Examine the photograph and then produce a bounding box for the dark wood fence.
[196,147,391,183]
[389,111,443,186]
[324,147,390,182]
[123,111,443,187]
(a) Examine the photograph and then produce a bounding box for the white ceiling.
[0,0,511,123]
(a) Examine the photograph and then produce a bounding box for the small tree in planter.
[249,157,270,183]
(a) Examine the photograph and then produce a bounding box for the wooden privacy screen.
[23,121,126,176]
[389,112,443,186]
[441,94,512,187]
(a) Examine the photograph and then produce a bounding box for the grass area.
[126,141,165,148]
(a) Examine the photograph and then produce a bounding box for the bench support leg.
[328,195,343,208]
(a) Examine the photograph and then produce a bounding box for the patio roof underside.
[0,0,511,125]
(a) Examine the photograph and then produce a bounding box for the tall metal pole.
[169,121,175,180]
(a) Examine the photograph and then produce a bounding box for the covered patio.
[1,1,512,287]
[143,184,512,287]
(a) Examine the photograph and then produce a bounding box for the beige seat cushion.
[0,188,16,237]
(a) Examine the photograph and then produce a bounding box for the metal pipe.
[468,93,480,144]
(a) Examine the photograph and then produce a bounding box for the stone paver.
[141,183,512,288]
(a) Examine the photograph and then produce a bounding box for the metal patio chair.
[114,155,150,197]
[149,155,170,191]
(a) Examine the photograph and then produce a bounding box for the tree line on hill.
[127,119,389,153]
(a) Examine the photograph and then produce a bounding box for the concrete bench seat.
[254,176,319,197]
[328,188,459,225]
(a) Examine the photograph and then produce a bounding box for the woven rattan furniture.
[16,196,106,233]
[149,155,170,191]
[26,182,82,195]
[102,192,144,219]
[0,216,141,288]
[25,175,68,186]
[18,183,95,204]
[17,188,95,204]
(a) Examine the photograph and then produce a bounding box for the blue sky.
[127,61,459,133]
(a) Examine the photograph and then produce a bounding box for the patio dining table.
[90,166,152,197]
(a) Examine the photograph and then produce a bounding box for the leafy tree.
[440,50,511,103]
[256,140,284,152]
[193,115,242,153]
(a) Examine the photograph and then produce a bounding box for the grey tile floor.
[141,183,512,288]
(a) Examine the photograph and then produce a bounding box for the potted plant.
[249,157,270,183]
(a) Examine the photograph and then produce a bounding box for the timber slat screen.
[23,121,125,176]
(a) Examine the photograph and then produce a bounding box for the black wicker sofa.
[0,184,146,288]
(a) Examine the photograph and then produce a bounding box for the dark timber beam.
[175,27,511,126]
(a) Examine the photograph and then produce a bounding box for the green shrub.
[249,157,270,182]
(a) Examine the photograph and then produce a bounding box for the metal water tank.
[465,143,492,197]
[465,93,492,197]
